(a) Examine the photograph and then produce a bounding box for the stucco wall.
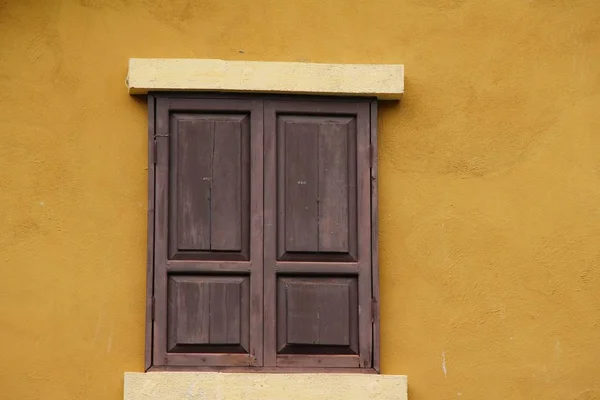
[1,0,599,399]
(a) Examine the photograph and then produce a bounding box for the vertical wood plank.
[239,276,251,354]
[318,121,349,253]
[169,279,210,348]
[317,284,350,346]
[276,278,288,353]
[284,122,319,252]
[287,283,320,345]
[184,280,210,344]
[263,101,278,366]
[153,97,171,366]
[166,277,179,351]
[145,94,156,371]
[166,277,250,354]
[240,116,251,261]
[248,101,264,366]
[346,120,358,261]
[348,277,359,355]
[356,102,373,369]
[224,282,242,344]
[176,118,213,251]
[209,282,241,344]
[370,99,380,373]
[211,119,243,251]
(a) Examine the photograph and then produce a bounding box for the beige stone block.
[126,58,404,99]
[124,372,408,400]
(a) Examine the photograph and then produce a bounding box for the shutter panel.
[263,100,373,368]
[153,98,263,367]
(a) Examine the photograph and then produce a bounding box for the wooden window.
[146,94,379,372]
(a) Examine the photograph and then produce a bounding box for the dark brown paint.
[152,98,263,368]
[263,99,373,369]
[147,93,378,372]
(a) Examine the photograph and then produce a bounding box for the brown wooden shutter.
[152,97,264,367]
[263,99,373,368]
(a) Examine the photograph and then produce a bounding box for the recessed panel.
[276,115,357,262]
[169,113,250,261]
[276,277,358,355]
[167,276,250,354]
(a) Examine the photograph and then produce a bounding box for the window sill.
[124,371,407,400]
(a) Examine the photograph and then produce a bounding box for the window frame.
[145,92,380,373]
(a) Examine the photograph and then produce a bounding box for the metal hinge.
[371,298,377,323]
[151,296,156,321]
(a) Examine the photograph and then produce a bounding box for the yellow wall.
[1,0,599,399]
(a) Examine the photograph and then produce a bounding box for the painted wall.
[1,0,599,399]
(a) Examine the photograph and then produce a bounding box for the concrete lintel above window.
[126,58,404,100]
[124,372,407,400]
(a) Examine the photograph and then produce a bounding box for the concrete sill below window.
[124,372,407,400]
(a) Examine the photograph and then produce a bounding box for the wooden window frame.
[145,92,380,373]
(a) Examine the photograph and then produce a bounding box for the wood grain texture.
[277,277,358,354]
[152,97,263,368]
[145,94,156,371]
[165,260,252,273]
[169,113,249,260]
[276,354,361,368]
[165,353,257,367]
[263,100,278,367]
[276,115,357,262]
[174,117,212,251]
[210,118,245,251]
[247,99,265,367]
[273,262,359,275]
[263,99,373,370]
[318,121,350,253]
[168,277,211,349]
[208,281,243,345]
[282,121,319,253]
[277,114,356,261]
[370,99,380,373]
[354,101,373,369]
[167,276,248,352]
[153,97,171,367]
[149,94,377,371]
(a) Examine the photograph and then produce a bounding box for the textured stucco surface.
[127,58,404,98]
[124,373,407,400]
[1,0,600,399]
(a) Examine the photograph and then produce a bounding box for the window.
[146,93,379,372]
